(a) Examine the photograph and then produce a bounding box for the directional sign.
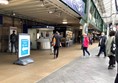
[21,39,28,55]
[18,34,30,58]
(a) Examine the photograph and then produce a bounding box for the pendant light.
[0,0,9,5]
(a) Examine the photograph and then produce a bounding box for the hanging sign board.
[18,33,30,58]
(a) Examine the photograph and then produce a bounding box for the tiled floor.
[37,47,117,83]
[0,43,111,83]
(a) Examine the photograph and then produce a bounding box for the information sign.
[18,34,30,58]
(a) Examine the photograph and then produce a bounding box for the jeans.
[11,42,17,53]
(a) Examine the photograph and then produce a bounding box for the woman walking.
[82,33,91,57]
[106,31,116,69]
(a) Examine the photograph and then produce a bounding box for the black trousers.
[98,46,106,57]
[54,46,59,58]
[115,74,118,83]
[83,47,90,56]
[108,56,115,66]
[11,42,17,53]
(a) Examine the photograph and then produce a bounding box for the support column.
[82,0,90,35]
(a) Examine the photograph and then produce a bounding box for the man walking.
[52,31,61,59]
[96,32,106,57]
[115,27,118,83]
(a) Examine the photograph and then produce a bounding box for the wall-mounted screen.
[60,0,85,17]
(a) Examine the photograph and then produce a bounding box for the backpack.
[52,37,56,46]
[11,34,16,43]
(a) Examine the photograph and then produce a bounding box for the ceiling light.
[0,0,9,5]
[48,10,53,14]
[62,19,68,24]
[62,21,68,24]
[39,0,45,7]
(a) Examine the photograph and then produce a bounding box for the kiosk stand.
[14,33,34,66]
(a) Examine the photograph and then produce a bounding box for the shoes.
[54,55,58,59]
[89,54,91,57]
[108,65,113,69]
[108,65,115,69]
[112,65,115,67]
[96,55,99,57]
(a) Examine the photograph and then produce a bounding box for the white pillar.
[106,23,109,38]
[82,0,90,35]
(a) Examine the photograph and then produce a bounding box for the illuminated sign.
[18,34,30,58]
[60,0,85,17]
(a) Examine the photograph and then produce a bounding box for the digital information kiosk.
[14,33,34,66]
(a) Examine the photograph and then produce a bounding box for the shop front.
[28,26,54,50]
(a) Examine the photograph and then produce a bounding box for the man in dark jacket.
[52,31,61,59]
[96,32,106,57]
[115,30,118,83]
[10,30,17,53]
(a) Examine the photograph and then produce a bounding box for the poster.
[18,34,30,58]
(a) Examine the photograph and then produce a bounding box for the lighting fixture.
[48,8,57,14]
[39,0,45,7]
[48,10,53,14]
[62,21,68,24]
[0,0,9,5]
[62,19,68,24]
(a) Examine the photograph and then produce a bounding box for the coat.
[115,31,118,62]
[83,36,89,47]
[105,36,115,56]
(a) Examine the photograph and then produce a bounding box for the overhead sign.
[18,34,30,58]
[60,0,85,17]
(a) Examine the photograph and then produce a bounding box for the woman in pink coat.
[82,33,91,57]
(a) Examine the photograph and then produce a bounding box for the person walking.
[10,30,17,53]
[82,33,90,57]
[115,27,118,83]
[96,32,106,57]
[52,31,61,59]
[105,31,116,69]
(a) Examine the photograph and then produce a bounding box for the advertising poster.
[60,0,85,17]
[18,34,30,58]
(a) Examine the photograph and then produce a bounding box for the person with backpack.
[105,31,116,69]
[52,31,61,59]
[96,32,107,57]
[10,30,17,53]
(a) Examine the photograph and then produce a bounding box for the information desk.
[37,39,50,49]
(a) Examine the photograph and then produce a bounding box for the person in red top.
[82,33,91,57]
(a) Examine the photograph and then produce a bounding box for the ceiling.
[93,0,117,24]
[0,0,81,26]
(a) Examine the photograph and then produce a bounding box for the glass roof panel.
[93,0,117,23]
